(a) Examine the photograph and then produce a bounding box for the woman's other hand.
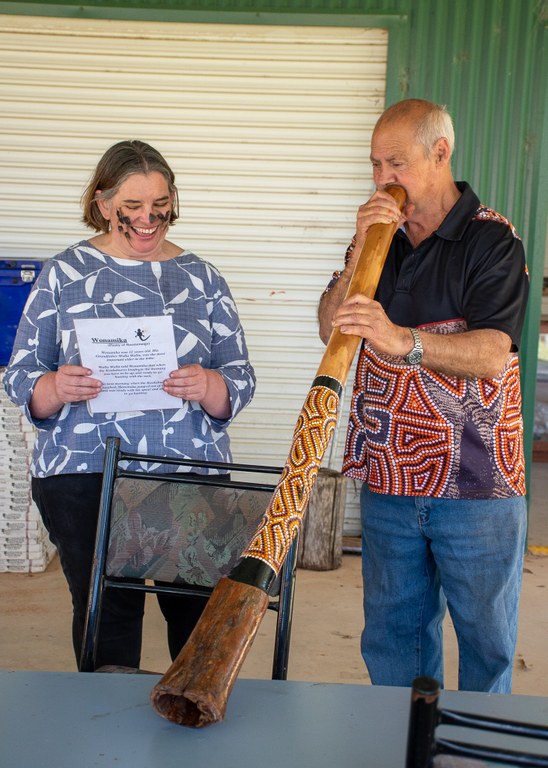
[164,364,231,419]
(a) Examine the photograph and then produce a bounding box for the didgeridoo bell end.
[150,576,269,727]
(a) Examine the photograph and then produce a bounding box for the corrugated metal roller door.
[0,15,388,535]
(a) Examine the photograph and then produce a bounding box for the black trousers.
[32,473,207,669]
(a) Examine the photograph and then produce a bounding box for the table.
[1,671,547,767]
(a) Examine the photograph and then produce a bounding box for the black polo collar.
[395,181,480,245]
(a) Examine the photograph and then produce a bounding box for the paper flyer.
[74,315,180,413]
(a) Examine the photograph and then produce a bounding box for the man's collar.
[435,181,480,241]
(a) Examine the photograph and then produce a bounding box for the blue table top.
[1,671,547,767]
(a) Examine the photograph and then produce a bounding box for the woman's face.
[95,171,174,259]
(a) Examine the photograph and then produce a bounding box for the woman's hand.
[30,365,102,419]
[164,364,231,419]
[164,363,210,402]
[54,365,102,403]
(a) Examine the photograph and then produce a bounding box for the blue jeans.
[360,486,527,693]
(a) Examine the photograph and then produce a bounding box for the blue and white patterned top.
[3,241,256,477]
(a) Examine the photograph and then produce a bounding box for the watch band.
[404,327,423,365]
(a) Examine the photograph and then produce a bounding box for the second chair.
[79,436,298,679]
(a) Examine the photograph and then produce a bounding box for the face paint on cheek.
[149,211,171,226]
[116,209,132,240]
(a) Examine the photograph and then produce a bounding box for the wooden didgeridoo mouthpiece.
[150,184,406,727]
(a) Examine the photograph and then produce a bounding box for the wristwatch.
[404,328,423,365]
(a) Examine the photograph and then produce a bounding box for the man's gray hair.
[415,103,455,156]
[377,99,455,157]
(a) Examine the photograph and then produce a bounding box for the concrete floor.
[1,461,547,697]
[528,461,548,551]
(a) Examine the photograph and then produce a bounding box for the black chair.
[406,676,548,767]
[79,436,298,679]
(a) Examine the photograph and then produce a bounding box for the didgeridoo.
[150,184,406,727]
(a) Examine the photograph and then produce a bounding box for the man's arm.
[420,327,511,379]
[317,266,354,345]
[331,293,512,379]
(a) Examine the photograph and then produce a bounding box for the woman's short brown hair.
[81,140,179,233]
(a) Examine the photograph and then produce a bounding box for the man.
[318,98,528,693]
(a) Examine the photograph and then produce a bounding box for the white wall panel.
[0,15,388,534]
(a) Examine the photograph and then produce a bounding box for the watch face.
[405,328,423,365]
[407,349,422,365]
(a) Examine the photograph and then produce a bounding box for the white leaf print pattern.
[55,451,73,473]
[169,288,189,304]
[73,423,97,434]
[48,266,57,292]
[58,261,84,281]
[67,303,95,314]
[138,434,148,469]
[115,422,130,442]
[188,273,204,293]
[77,246,106,263]
[85,274,98,298]
[150,262,162,279]
[212,322,232,337]
[166,404,189,423]
[10,349,30,366]
[113,291,144,305]
[220,296,237,314]
[177,333,198,357]
[37,309,57,320]
[236,330,244,354]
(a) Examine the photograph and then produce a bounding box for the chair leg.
[79,438,120,672]
[271,533,299,680]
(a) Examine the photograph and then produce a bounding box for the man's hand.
[354,189,407,254]
[332,294,411,356]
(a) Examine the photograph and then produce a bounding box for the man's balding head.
[375,99,455,158]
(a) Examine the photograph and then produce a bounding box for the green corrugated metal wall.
[1,0,547,492]
[403,0,548,488]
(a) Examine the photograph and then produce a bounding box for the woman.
[3,140,256,668]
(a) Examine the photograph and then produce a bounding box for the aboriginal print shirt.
[3,242,256,477]
[324,183,529,499]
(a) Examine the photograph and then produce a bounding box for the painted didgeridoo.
[150,184,406,727]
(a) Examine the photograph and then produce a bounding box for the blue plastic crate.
[0,260,44,366]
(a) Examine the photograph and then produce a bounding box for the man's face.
[370,122,438,215]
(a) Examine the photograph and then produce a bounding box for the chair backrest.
[80,437,298,677]
[106,476,274,586]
